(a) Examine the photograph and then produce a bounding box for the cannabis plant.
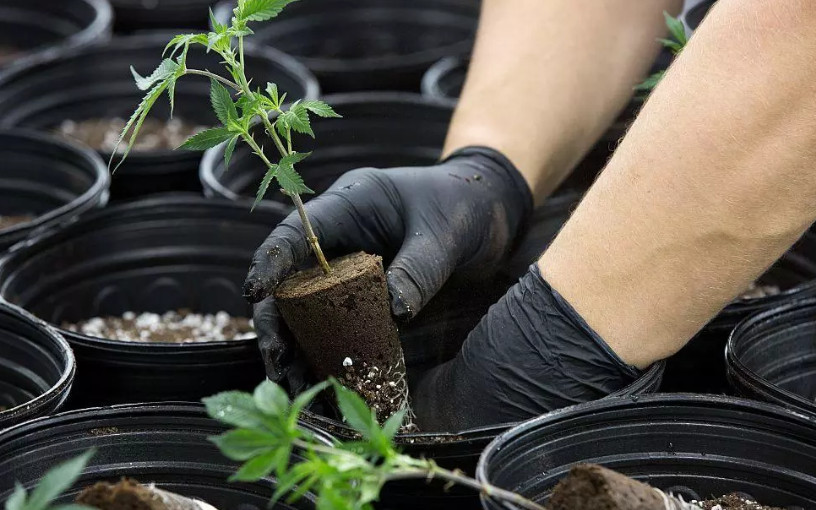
[113,0,337,274]
[635,11,688,93]
[4,450,94,510]
[204,379,544,510]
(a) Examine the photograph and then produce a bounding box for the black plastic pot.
[0,130,109,252]
[662,229,816,394]
[477,394,816,509]
[0,403,324,509]
[727,298,816,418]
[0,0,112,71]
[214,0,479,93]
[685,0,716,31]
[0,302,75,431]
[302,361,664,510]
[0,196,290,408]
[0,33,318,201]
[110,0,220,34]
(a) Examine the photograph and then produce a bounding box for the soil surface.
[77,478,207,510]
[275,252,411,424]
[56,118,206,153]
[697,494,783,510]
[62,310,254,343]
[0,215,34,230]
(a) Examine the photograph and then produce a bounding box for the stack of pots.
[0,196,290,408]
[109,0,222,34]
[0,33,318,201]
[0,0,112,71]
[214,0,481,93]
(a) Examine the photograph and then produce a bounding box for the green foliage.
[636,11,688,94]
[112,0,340,202]
[4,451,96,510]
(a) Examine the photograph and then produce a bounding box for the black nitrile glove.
[243,146,533,385]
[413,264,642,431]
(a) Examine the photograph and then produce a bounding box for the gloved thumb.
[386,235,455,321]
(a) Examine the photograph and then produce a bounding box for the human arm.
[414,0,816,430]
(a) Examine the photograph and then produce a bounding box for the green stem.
[184,69,240,91]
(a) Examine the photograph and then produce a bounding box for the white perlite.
[64,311,255,343]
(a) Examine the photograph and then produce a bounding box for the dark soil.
[549,464,666,510]
[275,252,410,423]
[697,494,783,510]
[62,310,253,343]
[77,479,203,510]
[55,117,206,153]
[0,215,34,230]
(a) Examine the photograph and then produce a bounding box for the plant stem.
[184,69,240,91]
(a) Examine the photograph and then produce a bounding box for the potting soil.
[56,117,206,153]
[63,310,254,343]
[0,215,34,230]
[696,494,784,510]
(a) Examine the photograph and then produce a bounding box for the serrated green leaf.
[210,429,278,461]
[300,100,341,118]
[277,102,313,138]
[253,380,290,416]
[163,33,207,57]
[210,79,238,125]
[332,381,377,439]
[26,450,94,510]
[209,7,226,33]
[288,381,329,429]
[203,391,268,429]
[657,38,683,53]
[239,0,300,22]
[131,59,179,91]
[266,82,279,107]
[224,135,239,170]
[380,409,406,441]
[179,127,235,151]
[5,483,27,510]
[51,504,97,510]
[664,11,687,46]
[167,76,178,118]
[109,79,170,171]
[254,164,278,209]
[272,462,314,505]
[229,450,278,482]
[276,152,313,195]
[634,70,665,92]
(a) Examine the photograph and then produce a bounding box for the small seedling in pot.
[635,11,688,94]
[114,0,413,425]
[204,379,544,510]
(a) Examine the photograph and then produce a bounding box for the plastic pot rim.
[0,195,292,353]
[474,392,816,491]
[299,360,665,444]
[0,32,319,167]
[726,297,816,414]
[0,300,76,425]
[199,91,456,202]
[420,56,464,101]
[0,128,110,239]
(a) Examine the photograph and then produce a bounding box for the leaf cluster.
[635,11,688,93]
[111,0,340,207]
[204,379,417,510]
[4,451,95,510]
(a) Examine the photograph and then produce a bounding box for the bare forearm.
[539,0,816,368]
[443,0,681,204]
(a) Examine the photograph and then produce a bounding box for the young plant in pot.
[116,0,412,424]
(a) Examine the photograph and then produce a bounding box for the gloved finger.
[386,232,457,320]
[253,297,293,382]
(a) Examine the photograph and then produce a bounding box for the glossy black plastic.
[0,196,290,408]
[727,298,816,417]
[0,302,75,430]
[0,403,323,509]
[0,33,318,201]
[478,394,816,509]
[0,129,109,251]
[214,0,479,93]
[685,0,716,31]
[0,0,112,71]
[110,0,220,33]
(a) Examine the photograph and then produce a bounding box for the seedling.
[635,11,688,93]
[204,379,544,510]
[4,450,95,510]
[112,0,339,275]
